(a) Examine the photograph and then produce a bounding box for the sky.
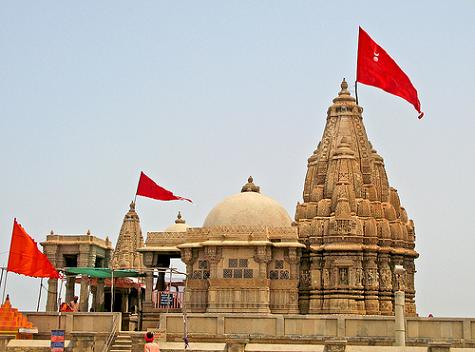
[0,1,474,316]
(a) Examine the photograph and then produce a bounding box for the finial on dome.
[241,176,260,193]
[50,230,54,235]
[129,201,135,210]
[175,211,185,224]
[86,229,91,236]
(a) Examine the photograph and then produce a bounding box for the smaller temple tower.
[111,201,144,270]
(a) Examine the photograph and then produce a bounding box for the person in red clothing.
[144,331,160,352]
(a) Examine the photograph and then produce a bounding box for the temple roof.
[164,211,190,232]
[203,177,292,228]
[111,201,144,269]
[295,79,417,256]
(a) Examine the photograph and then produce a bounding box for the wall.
[160,313,475,347]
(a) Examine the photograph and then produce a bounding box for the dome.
[203,177,292,228]
[164,211,189,232]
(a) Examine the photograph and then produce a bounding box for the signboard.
[160,293,174,307]
[51,329,65,352]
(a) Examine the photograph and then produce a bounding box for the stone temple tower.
[295,79,418,316]
[111,201,144,269]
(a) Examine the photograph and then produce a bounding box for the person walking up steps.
[144,332,160,352]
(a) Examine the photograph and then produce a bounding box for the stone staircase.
[109,332,133,352]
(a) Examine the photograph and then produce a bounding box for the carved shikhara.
[111,201,144,270]
[295,80,418,316]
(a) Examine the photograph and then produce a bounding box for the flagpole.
[355,81,359,105]
[0,268,4,297]
[134,171,141,205]
[2,271,8,303]
[2,219,16,304]
[36,278,43,312]
[110,270,114,312]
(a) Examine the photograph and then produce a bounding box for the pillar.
[80,276,89,312]
[144,271,154,309]
[394,290,406,346]
[46,278,58,312]
[121,290,129,312]
[65,276,75,303]
[96,279,105,312]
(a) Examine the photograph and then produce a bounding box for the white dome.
[203,190,292,228]
[164,222,189,232]
[164,212,189,232]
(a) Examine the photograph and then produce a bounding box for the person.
[69,296,79,312]
[59,302,72,312]
[144,331,160,352]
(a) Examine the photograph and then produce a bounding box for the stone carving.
[111,201,144,269]
[294,80,418,315]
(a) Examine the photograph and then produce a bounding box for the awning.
[63,267,145,278]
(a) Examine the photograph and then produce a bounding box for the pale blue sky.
[0,1,474,316]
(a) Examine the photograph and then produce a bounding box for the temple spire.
[111,201,144,269]
[295,80,418,316]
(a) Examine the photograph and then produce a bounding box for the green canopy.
[63,267,144,278]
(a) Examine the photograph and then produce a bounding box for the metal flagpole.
[0,268,4,297]
[110,270,114,312]
[2,271,8,303]
[355,81,359,105]
[36,278,43,312]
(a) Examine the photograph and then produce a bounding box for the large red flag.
[357,27,424,119]
[7,219,60,279]
[136,171,192,203]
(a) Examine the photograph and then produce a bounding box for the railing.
[153,291,184,309]
[101,313,119,352]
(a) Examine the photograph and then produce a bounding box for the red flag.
[357,27,424,119]
[136,171,192,203]
[7,219,60,279]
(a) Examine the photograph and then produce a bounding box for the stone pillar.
[394,290,405,346]
[96,279,105,312]
[65,276,75,303]
[155,272,166,291]
[46,278,58,312]
[121,290,129,312]
[80,276,89,312]
[144,271,154,309]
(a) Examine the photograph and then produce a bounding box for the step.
[245,344,324,352]
[112,340,132,346]
[159,342,226,352]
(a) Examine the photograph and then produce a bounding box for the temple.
[295,79,417,315]
[29,80,456,352]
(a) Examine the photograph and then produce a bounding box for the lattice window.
[244,269,253,278]
[269,270,279,280]
[192,271,202,279]
[239,259,248,268]
[223,269,233,278]
[229,259,238,268]
[234,269,243,279]
[203,271,210,279]
[275,260,284,269]
[199,260,208,269]
[280,270,290,280]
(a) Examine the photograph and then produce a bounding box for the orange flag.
[7,219,60,279]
